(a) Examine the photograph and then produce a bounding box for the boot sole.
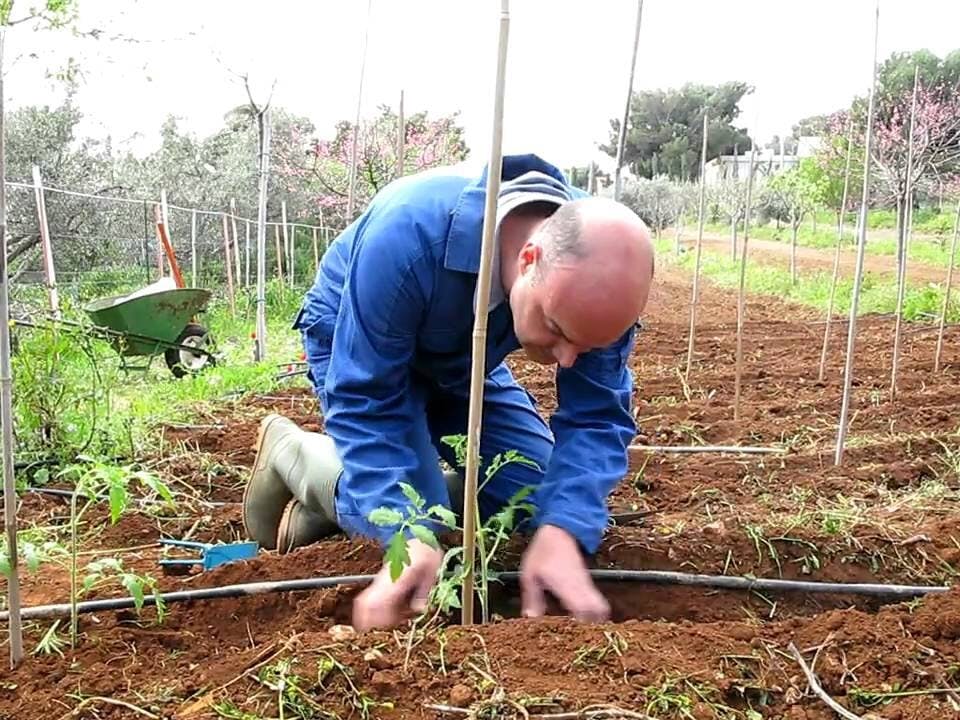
[241,413,292,542]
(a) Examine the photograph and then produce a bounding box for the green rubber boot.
[242,414,342,552]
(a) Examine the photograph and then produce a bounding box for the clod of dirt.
[329,624,356,642]
[370,670,399,696]
[449,684,474,708]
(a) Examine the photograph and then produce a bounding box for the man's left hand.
[519,524,610,622]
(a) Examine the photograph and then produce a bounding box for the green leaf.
[428,505,458,529]
[23,543,41,573]
[745,711,762,720]
[385,532,411,582]
[122,573,146,611]
[410,524,439,549]
[368,507,403,527]
[108,481,127,524]
[399,482,425,511]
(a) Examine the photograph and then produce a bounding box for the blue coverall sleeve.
[531,326,637,554]
[320,211,438,547]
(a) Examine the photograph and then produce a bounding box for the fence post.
[230,198,242,290]
[190,209,198,288]
[245,219,251,288]
[281,202,291,285]
[221,213,236,316]
[30,166,60,319]
[274,224,285,287]
[160,189,172,276]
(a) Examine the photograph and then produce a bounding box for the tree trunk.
[791,221,799,284]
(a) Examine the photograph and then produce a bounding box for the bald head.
[536,197,653,277]
[506,196,655,367]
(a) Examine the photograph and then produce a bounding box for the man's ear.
[518,242,542,275]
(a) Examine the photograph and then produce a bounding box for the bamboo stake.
[281,201,291,285]
[245,219,251,288]
[461,0,510,626]
[0,29,23,668]
[817,119,855,382]
[613,0,644,202]
[229,198,241,289]
[345,0,373,221]
[312,227,319,269]
[891,65,920,401]
[255,109,272,363]
[274,224,284,287]
[31,165,60,319]
[733,149,756,422]
[934,200,960,372]
[684,113,710,380]
[190,209,198,288]
[835,0,880,467]
[221,214,236,317]
[396,89,405,179]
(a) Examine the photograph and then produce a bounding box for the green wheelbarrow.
[83,282,217,378]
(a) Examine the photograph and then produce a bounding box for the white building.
[703,135,823,185]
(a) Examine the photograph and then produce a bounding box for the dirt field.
[3,264,960,719]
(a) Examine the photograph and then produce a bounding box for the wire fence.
[4,180,341,315]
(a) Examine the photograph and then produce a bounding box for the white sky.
[5,0,960,171]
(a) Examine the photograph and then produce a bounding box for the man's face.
[508,240,648,368]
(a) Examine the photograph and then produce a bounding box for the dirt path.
[676,229,951,285]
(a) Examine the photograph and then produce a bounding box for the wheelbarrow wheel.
[165,323,216,378]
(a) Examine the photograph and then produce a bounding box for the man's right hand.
[352,538,445,632]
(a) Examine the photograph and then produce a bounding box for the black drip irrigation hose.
[0,569,950,622]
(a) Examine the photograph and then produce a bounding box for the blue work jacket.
[295,154,637,554]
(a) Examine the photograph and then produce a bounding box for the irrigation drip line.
[14,486,228,508]
[628,444,788,455]
[1,569,948,622]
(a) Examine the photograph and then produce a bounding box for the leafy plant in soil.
[57,456,175,646]
[367,434,538,624]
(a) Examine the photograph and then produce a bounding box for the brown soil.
[4,265,960,719]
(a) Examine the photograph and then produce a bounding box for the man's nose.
[554,343,579,368]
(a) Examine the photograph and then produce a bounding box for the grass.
[657,237,960,323]
[703,206,959,269]
[9,276,304,474]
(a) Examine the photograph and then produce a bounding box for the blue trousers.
[303,331,554,536]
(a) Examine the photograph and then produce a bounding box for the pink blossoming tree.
[274,105,469,228]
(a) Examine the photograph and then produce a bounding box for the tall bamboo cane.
[733,149,756,421]
[890,65,920,400]
[613,0,644,202]
[817,119,855,382]
[934,200,960,372]
[460,0,510,626]
[684,113,709,380]
[835,0,881,467]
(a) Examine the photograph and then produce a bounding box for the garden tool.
[158,538,258,574]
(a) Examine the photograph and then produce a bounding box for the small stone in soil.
[363,648,394,670]
[449,684,474,707]
[328,624,356,642]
